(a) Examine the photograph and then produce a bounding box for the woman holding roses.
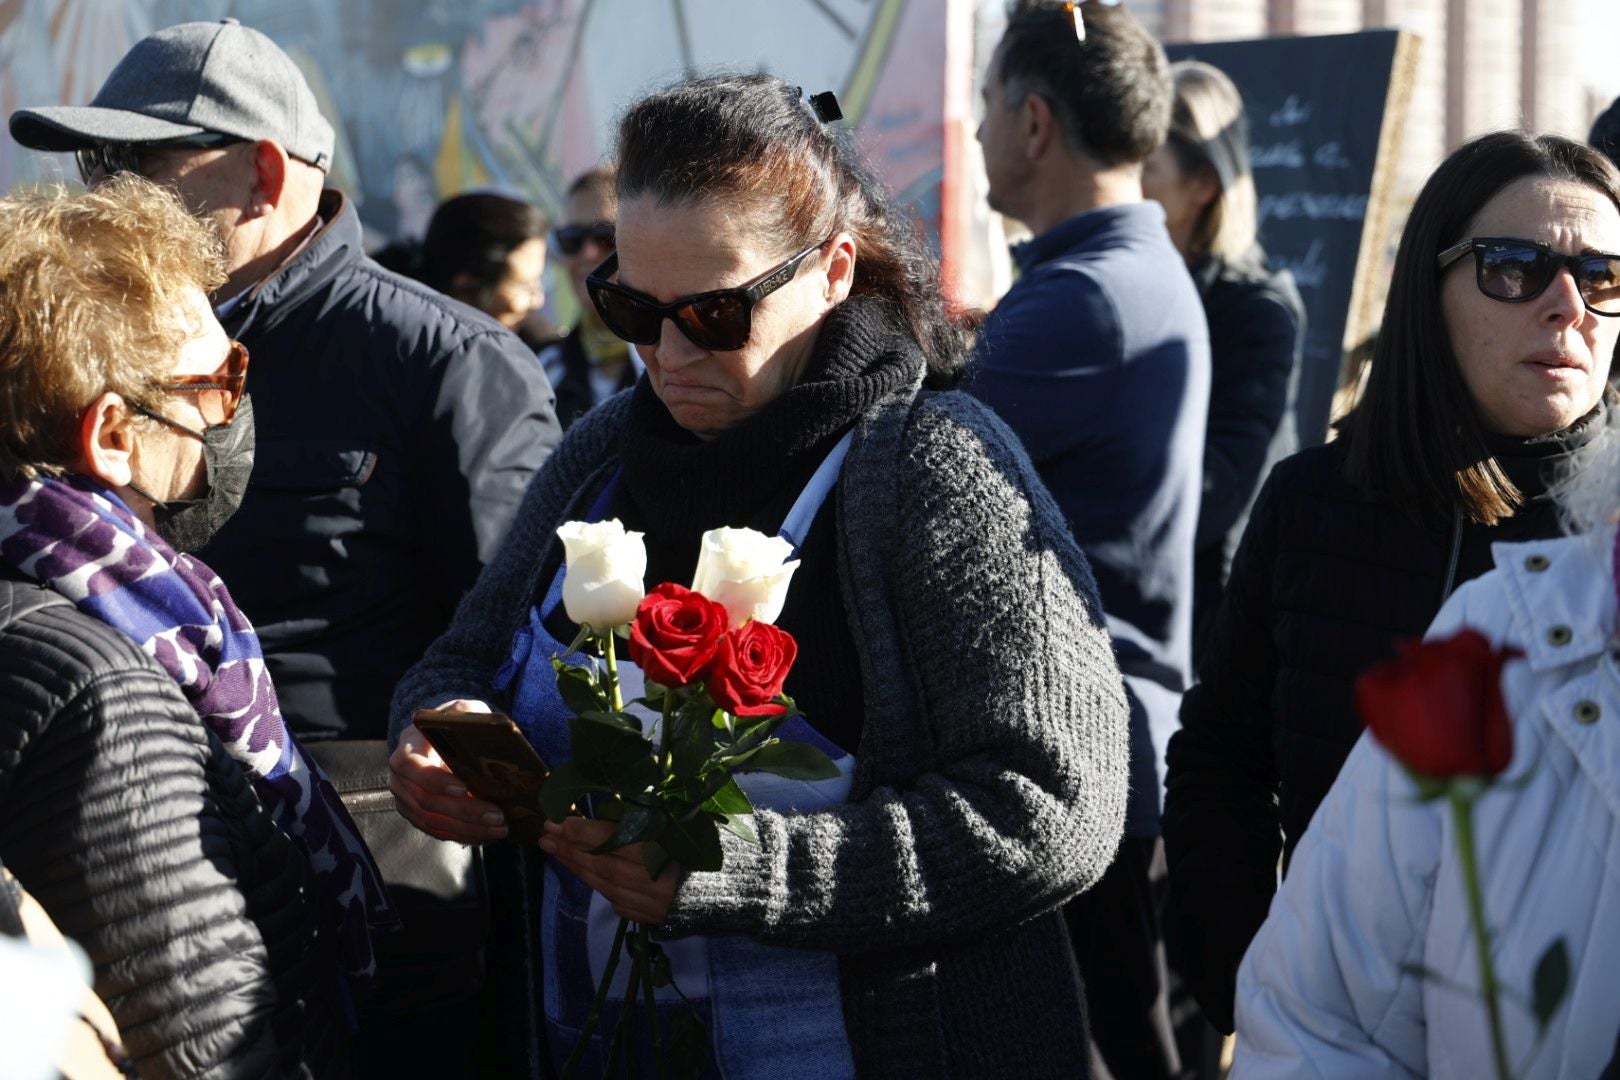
[1163,130,1620,1036]
[387,73,1130,1078]
[1232,404,1620,1077]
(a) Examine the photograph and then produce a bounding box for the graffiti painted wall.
[0,0,964,264]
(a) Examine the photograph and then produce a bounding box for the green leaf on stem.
[737,739,841,780]
[553,658,609,715]
[592,802,667,854]
[669,714,717,779]
[642,838,673,879]
[540,761,599,823]
[660,813,725,872]
[1532,939,1570,1029]
[578,709,645,735]
[702,777,753,818]
[563,624,596,656]
[567,716,657,790]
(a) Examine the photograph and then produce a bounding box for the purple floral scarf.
[0,473,395,980]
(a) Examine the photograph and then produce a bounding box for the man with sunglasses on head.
[10,18,563,748]
[968,3,1211,1078]
[537,165,643,429]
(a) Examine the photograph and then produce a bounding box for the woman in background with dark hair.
[1142,60,1306,661]
[1163,130,1620,1035]
[378,191,554,348]
[388,73,1130,1077]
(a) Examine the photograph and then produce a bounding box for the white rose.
[691,526,799,628]
[556,519,646,629]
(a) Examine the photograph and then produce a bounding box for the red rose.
[627,583,729,687]
[706,620,798,717]
[1355,629,1520,779]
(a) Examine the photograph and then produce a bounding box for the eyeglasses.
[75,132,245,184]
[552,222,616,257]
[586,240,826,352]
[151,340,251,429]
[1437,236,1620,317]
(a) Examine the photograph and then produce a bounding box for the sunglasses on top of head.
[1437,236,1620,317]
[552,222,617,256]
[585,238,828,352]
[75,132,246,184]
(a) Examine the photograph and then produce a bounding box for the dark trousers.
[1068,836,1188,1080]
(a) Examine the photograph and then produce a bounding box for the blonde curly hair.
[0,174,228,480]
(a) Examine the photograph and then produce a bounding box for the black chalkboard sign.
[1167,30,1417,445]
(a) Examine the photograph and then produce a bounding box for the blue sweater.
[969,202,1210,835]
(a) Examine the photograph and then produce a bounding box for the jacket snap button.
[1547,625,1573,647]
[1575,700,1601,725]
[1524,553,1551,572]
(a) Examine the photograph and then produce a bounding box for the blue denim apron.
[493,432,858,1078]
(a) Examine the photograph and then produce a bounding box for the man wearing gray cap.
[11,19,563,746]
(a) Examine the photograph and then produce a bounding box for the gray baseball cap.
[9,19,334,169]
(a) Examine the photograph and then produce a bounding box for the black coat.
[0,571,349,1078]
[1191,252,1305,660]
[203,190,562,741]
[1162,424,1595,1034]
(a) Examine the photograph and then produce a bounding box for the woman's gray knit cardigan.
[389,371,1130,1078]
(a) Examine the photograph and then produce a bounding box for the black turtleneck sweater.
[541,297,923,752]
[1161,403,1605,1033]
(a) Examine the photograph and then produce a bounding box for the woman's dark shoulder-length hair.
[613,72,965,385]
[1339,130,1620,526]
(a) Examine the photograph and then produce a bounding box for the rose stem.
[604,938,643,1079]
[1451,791,1512,1079]
[640,927,667,1080]
[604,631,624,713]
[560,915,629,1080]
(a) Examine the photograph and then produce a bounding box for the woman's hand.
[388,702,509,843]
[539,818,682,925]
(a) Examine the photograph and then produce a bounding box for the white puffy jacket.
[1233,531,1620,1078]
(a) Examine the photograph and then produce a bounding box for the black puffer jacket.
[0,570,349,1078]
[1162,415,1600,1034]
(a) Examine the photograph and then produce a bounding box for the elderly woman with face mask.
[0,176,393,1079]
[388,74,1130,1078]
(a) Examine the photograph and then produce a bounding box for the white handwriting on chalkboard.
[1269,95,1311,127]
[1251,141,1305,169]
[1313,142,1351,169]
[1272,239,1328,289]
[1258,191,1368,223]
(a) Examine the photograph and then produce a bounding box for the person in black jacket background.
[1142,60,1306,664]
[1163,130,1620,1036]
[539,166,642,430]
[9,19,563,744]
[0,176,391,1078]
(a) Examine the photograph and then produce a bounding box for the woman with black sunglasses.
[537,166,641,430]
[386,73,1130,1077]
[1163,130,1620,1037]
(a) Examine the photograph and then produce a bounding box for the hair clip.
[1059,0,1123,43]
[809,91,843,124]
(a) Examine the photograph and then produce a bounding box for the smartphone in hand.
[412,707,551,843]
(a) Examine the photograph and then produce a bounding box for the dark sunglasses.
[586,240,826,352]
[75,132,245,184]
[150,340,251,430]
[552,222,616,257]
[1437,236,1620,317]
